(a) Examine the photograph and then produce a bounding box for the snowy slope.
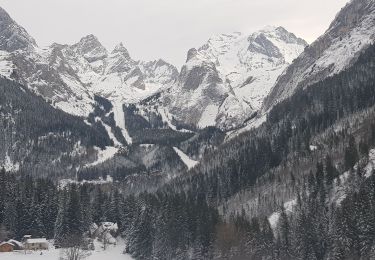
[0,5,308,134]
[0,7,37,52]
[264,0,375,111]
[162,26,306,130]
[173,147,198,169]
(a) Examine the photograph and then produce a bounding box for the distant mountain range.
[0,6,306,131]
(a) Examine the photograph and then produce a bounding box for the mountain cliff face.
[163,27,307,130]
[0,8,178,118]
[0,7,36,52]
[264,0,375,111]
[0,4,307,133]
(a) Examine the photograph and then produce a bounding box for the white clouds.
[0,0,349,67]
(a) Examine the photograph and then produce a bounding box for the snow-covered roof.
[0,242,14,247]
[26,238,48,244]
[8,239,23,247]
[101,222,118,231]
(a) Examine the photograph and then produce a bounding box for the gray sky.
[0,0,349,67]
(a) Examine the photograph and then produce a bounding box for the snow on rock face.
[72,34,108,64]
[264,0,375,111]
[0,7,37,52]
[163,26,306,130]
[0,7,178,119]
[0,5,308,132]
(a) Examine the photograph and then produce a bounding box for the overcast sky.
[0,0,349,67]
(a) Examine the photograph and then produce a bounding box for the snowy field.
[0,240,133,260]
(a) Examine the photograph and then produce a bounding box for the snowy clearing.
[173,147,199,169]
[113,101,133,144]
[268,199,297,230]
[0,239,133,260]
[85,146,118,168]
[59,175,113,189]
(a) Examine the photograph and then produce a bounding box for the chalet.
[0,242,14,252]
[21,235,31,242]
[8,239,23,250]
[24,238,49,250]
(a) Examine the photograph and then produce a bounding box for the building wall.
[25,243,48,250]
[0,244,14,252]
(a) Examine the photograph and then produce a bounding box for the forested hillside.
[2,41,375,260]
[0,77,112,178]
[121,43,375,259]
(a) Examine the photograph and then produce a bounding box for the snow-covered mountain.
[264,0,375,111]
[0,6,178,118]
[162,27,307,130]
[0,7,36,52]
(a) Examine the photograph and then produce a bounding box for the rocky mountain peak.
[247,33,283,59]
[112,42,131,57]
[0,6,37,52]
[186,48,198,62]
[274,26,307,46]
[72,34,108,62]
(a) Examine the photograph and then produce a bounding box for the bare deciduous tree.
[59,245,90,260]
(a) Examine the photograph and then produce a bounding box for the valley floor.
[0,239,133,260]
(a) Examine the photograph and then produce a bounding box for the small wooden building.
[8,239,23,250]
[24,238,49,250]
[0,242,14,252]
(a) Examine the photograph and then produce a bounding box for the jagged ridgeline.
[0,77,112,178]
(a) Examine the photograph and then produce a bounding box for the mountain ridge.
[263,0,375,111]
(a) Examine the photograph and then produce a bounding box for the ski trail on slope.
[113,100,133,144]
[173,147,198,169]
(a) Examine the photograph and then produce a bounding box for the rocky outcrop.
[0,7,37,52]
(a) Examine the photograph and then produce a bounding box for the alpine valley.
[1,0,375,259]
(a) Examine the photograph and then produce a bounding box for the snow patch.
[2,154,20,172]
[85,146,118,168]
[173,147,198,169]
[268,199,297,230]
[95,118,122,147]
[113,101,133,144]
[59,175,113,189]
[198,105,218,128]
[365,149,375,178]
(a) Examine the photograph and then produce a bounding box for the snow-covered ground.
[173,147,198,169]
[2,154,20,172]
[198,104,219,128]
[59,175,113,189]
[85,146,118,168]
[268,199,297,230]
[95,118,122,147]
[0,239,133,260]
[113,100,133,145]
